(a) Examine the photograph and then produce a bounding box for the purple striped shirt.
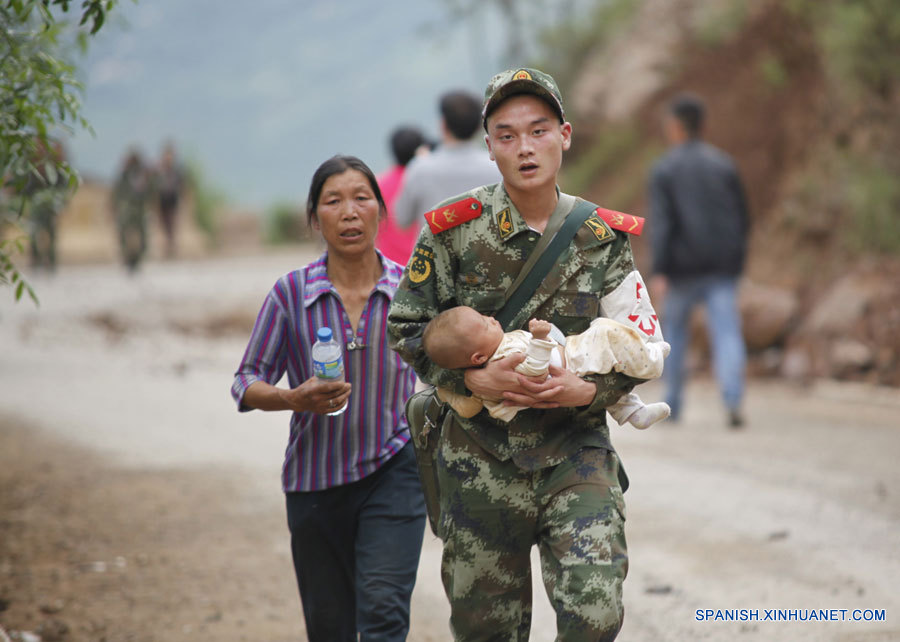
[231,251,415,492]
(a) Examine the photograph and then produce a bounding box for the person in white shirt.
[394,90,501,230]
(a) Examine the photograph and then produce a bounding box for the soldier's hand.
[464,353,528,401]
[503,364,596,409]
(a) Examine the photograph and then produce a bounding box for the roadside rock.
[803,274,878,336]
[35,619,67,642]
[740,281,799,351]
[830,340,874,375]
[780,346,812,382]
[791,267,900,385]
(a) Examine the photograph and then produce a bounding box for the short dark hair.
[439,90,482,141]
[389,126,427,167]
[306,155,386,227]
[669,92,705,137]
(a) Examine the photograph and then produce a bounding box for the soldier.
[154,141,185,259]
[25,139,69,272]
[387,68,663,641]
[112,149,151,273]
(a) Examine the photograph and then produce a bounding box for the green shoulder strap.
[494,199,597,331]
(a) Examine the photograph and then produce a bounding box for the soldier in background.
[112,149,151,273]
[26,139,69,272]
[388,68,660,641]
[155,141,185,259]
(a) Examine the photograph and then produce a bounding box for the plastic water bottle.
[312,327,347,416]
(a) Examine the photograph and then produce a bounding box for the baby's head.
[423,306,505,370]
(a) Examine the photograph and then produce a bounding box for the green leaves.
[1,0,118,303]
[0,238,38,304]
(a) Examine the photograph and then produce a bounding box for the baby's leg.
[483,398,524,422]
[627,401,671,430]
[607,392,670,430]
[566,318,669,380]
[436,387,484,419]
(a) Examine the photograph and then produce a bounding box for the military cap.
[482,67,565,128]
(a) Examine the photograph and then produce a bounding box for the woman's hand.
[243,378,351,415]
[501,364,596,410]
[282,377,352,414]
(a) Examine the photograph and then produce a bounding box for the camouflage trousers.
[436,416,628,641]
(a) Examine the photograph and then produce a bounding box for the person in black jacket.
[648,93,749,428]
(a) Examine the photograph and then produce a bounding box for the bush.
[693,0,751,47]
[561,124,638,196]
[184,160,226,247]
[845,160,900,255]
[758,53,789,90]
[264,202,305,245]
[791,0,900,101]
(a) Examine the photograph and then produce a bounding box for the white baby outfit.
[439,317,672,429]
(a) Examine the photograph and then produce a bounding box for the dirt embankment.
[0,419,303,642]
[570,0,900,387]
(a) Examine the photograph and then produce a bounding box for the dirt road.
[2,250,898,641]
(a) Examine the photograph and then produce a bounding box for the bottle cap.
[316,327,333,342]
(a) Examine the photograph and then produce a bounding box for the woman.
[231,155,426,641]
[374,125,428,265]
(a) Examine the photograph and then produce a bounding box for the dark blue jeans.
[662,274,747,419]
[285,442,426,642]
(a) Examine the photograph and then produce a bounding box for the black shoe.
[728,410,744,429]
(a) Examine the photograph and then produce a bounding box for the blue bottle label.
[313,358,343,380]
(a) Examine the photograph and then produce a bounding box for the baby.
[422,305,671,429]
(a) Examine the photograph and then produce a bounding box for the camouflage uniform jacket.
[23,168,67,225]
[387,183,645,471]
[112,166,150,228]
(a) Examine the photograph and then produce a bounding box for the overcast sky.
[68,0,506,210]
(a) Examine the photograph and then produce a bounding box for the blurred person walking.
[393,90,500,232]
[112,149,151,273]
[648,93,750,428]
[154,141,185,259]
[375,126,428,265]
[25,139,69,272]
[231,155,426,642]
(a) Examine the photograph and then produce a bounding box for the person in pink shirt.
[375,126,429,266]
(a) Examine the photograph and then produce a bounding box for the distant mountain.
[70,0,505,209]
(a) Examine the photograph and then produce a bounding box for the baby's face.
[461,309,505,365]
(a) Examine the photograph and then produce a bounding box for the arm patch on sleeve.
[407,245,435,287]
[600,270,663,340]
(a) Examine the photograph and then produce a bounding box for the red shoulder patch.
[594,207,645,236]
[423,197,482,234]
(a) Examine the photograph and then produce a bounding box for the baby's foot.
[627,402,671,430]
